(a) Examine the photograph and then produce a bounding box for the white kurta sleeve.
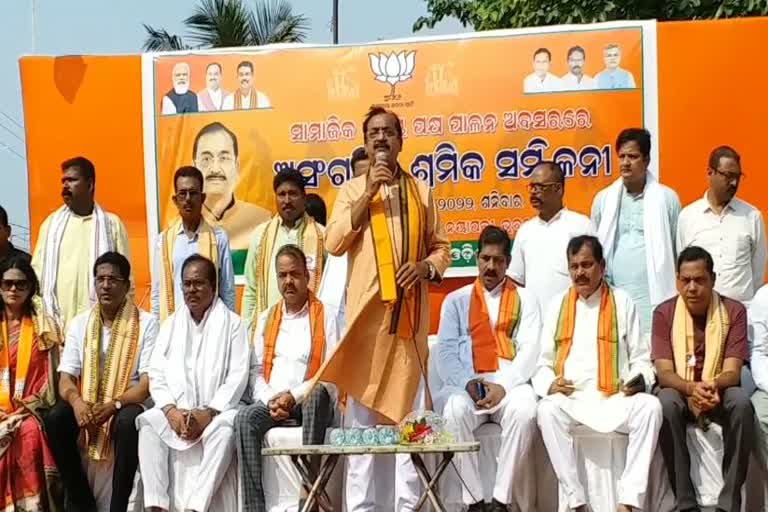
[486,291,541,392]
[435,292,473,392]
[623,294,656,392]
[508,226,526,286]
[137,314,159,375]
[148,322,176,410]
[293,305,341,405]
[751,211,767,295]
[161,96,177,115]
[750,287,768,391]
[250,311,277,405]
[208,319,250,412]
[532,299,559,397]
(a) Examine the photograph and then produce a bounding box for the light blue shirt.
[595,68,636,89]
[591,182,680,335]
[151,222,236,316]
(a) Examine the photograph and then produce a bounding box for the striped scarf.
[554,284,620,394]
[41,204,114,326]
[81,300,140,460]
[253,214,324,319]
[158,217,219,322]
[369,171,425,339]
[257,292,326,383]
[469,277,521,373]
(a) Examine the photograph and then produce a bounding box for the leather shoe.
[488,499,508,511]
[468,501,487,512]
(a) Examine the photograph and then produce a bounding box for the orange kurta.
[316,173,450,423]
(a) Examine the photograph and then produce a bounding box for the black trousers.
[43,400,142,512]
[656,386,756,512]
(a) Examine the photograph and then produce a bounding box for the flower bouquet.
[398,410,453,445]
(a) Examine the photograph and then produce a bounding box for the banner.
[141,20,658,278]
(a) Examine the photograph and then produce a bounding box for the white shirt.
[509,208,595,310]
[677,193,766,303]
[560,72,596,90]
[317,253,349,332]
[532,286,653,398]
[221,89,272,110]
[435,281,541,397]
[198,88,223,111]
[531,285,655,433]
[59,308,158,386]
[160,96,177,115]
[750,284,768,392]
[250,299,340,405]
[523,72,563,93]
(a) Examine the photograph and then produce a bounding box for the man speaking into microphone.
[317,106,450,510]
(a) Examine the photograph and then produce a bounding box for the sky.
[0,0,470,250]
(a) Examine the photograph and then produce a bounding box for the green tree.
[413,0,768,31]
[143,0,309,51]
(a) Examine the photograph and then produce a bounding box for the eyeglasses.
[175,190,202,200]
[196,153,234,169]
[365,127,398,139]
[0,280,29,292]
[711,168,745,183]
[182,279,210,291]
[527,182,561,193]
[95,276,126,286]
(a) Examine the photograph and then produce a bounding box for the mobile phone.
[475,381,487,400]
[624,374,645,390]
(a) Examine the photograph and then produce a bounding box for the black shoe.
[468,501,487,512]
[488,499,508,511]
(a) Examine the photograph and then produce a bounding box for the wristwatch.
[426,261,436,281]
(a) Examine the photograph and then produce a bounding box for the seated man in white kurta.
[532,235,661,512]
[235,244,339,512]
[137,255,250,512]
[436,226,541,512]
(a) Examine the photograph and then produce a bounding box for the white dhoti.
[537,392,661,509]
[442,384,538,506]
[137,409,238,511]
[344,378,426,511]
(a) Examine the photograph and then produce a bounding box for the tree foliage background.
[414,0,768,32]
[143,0,308,51]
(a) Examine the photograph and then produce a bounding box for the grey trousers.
[751,389,768,464]
[235,385,334,512]
[656,386,756,512]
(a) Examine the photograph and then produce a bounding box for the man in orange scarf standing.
[652,246,753,512]
[318,106,450,511]
[434,226,541,512]
[532,235,661,512]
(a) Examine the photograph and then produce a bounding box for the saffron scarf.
[0,315,35,412]
[469,278,521,373]
[369,172,425,339]
[41,204,114,325]
[234,88,258,109]
[554,284,620,394]
[159,217,219,322]
[253,214,325,318]
[81,300,140,460]
[259,292,326,383]
[671,293,728,382]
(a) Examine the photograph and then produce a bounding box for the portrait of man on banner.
[192,121,271,251]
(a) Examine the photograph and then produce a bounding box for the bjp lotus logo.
[369,51,416,100]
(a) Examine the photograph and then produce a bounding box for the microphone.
[374,149,391,199]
